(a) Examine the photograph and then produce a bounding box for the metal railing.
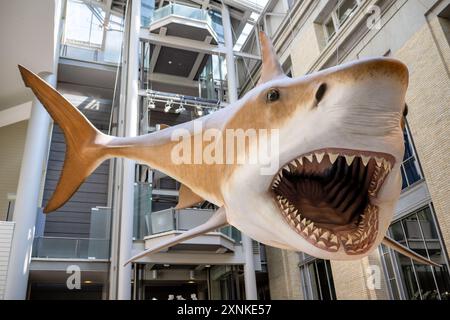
[138,207,241,243]
[32,237,110,260]
[151,3,223,41]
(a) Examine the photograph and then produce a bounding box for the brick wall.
[395,16,450,257]
[266,247,304,300]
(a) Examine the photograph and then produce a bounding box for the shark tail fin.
[124,207,228,266]
[382,236,441,267]
[18,65,110,213]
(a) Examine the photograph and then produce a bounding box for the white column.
[4,73,56,300]
[221,3,258,300]
[221,3,238,103]
[117,0,140,300]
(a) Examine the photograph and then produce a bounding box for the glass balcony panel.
[141,0,155,28]
[32,237,110,259]
[152,4,223,42]
[150,208,175,234]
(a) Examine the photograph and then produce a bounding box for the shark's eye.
[266,88,280,103]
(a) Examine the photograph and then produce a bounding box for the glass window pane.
[65,0,104,48]
[403,130,414,159]
[403,158,421,186]
[391,221,405,242]
[390,279,401,300]
[414,264,439,299]
[337,0,358,25]
[387,206,450,300]
[434,266,450,300]
[399,262,421,299]
[325,18,336,39]
[308,263,320,299]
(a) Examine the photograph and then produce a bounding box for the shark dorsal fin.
[176,184,205,209]
[258,31,285,85]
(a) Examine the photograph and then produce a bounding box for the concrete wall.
[0,121,28,221]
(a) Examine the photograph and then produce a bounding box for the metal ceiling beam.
[188,35,213,80]
[149,27,167,73]
[140,28,225,55]
[140,28,260,60]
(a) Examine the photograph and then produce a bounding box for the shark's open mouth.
[271,148,394,255]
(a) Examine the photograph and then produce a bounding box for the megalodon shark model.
[18,32,438,267]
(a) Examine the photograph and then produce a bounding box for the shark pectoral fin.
[124,207,228,266]
[382,236,441,267]
[258,31,285,85]
[175,184,205,210]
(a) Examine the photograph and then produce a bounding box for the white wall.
[0,0,58,110]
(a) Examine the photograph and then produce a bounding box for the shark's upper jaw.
[271,148,395,255]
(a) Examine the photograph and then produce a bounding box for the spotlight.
[175,103,186,114]
[146,96,155,109]
[196,106,203,117]
[164,100,173,113]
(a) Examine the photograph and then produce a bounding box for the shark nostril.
[315,83,327,105]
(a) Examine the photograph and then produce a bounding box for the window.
[64,0,105,49]
[380,205,450,300]
[401,126,422,190]
[337,0,359,25]
[299,254,336,300]
[61,0,125,64]
[287,0,296,9]
[324,17,337,41]
[322,0,362,43]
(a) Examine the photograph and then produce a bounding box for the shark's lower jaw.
[271,148,394,255]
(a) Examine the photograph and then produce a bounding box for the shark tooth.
[298,158,303,166]
[284,166,290,173]
[375,157,383,167]
[306,154,313,163]
[317,241,327,248]
[329,246,338,251]
[315,152,325,163]
[330,235,338,244]
[313,228,321,236]
[345,235,353,245]
[345,155,355,166]
[320,231,330,240]
[362,156,370,166]
[328,153,338,164]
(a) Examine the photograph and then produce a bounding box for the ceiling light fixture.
[164,100,173,113]
[196,106,203,117]
[146,96,155,109]
[175,102,186,114]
